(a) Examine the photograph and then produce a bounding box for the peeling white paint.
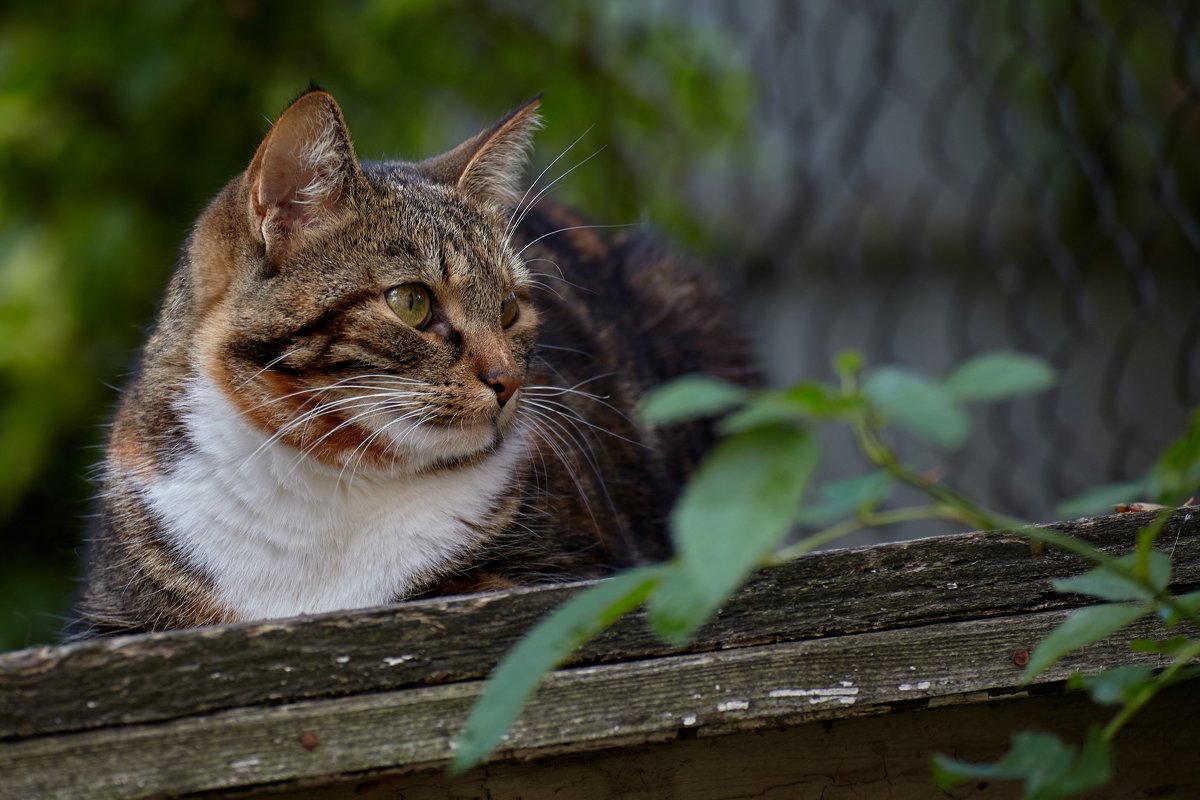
[769,687,859,705]
[382,655,415,666]
[769,687,859,698]
[717,699,750,712]
[230,757,260,770]
[899,681,933,692]
[334,655,350,664]
[682,715,698,726]
[839,680,854,688]
[946,582,959,589]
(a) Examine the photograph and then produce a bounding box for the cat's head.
[186,89,543,473]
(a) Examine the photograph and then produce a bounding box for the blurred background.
[1,0,1197,650]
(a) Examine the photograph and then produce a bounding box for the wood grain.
[2,511,1196,740]
[240,683,1200,800]
[0,608,1189,799]
[1,511,1198,799]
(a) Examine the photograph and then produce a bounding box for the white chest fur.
[140,376,524,621]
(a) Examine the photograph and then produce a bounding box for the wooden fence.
[2,511,1198,799]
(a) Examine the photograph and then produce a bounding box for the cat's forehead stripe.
[372,175,516,288]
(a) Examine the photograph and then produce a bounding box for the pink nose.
[480,368,521,407]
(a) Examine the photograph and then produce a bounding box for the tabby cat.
[70,88,748,638]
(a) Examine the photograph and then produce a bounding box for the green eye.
[386,283,433,329]
[500,291,519,328]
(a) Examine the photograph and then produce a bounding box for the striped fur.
[70,90,749,637]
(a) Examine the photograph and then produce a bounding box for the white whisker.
[235,349,302,391]
[521,397,646,448]
[504,126,594,242]
[507,145,606,243]
[515,223,637,261]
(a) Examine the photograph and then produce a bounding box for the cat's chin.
[378,395,523,472]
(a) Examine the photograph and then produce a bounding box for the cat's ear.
[246,90,362,257]
[421,96,542,208]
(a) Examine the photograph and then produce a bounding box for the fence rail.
[3,510,1198,799]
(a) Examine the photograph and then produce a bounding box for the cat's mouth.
[370,389,522,466]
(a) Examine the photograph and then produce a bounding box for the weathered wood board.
[242,683,1200,800]
[1,510,1198,799]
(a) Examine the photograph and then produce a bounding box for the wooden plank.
[1,608,1188,800]
[229,682,1200,800]
[2,510,1197,739]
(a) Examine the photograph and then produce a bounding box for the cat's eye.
[500,291,519,328]
[386,283,433,329]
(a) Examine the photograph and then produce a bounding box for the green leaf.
[1141,549,1171,591]
[648,424,818,642]
[639,375,749,425]
[1055,480,1148,518]
[834,349,864,378]
[1067,665,1155,705]
[1176,591,1200,615]
[794,472,894,526]
[719,383,861,433]
[1052,551,1171,603]
[942,351,1057,403]
[717,386,816,433]
[1130,635,1191,655]
[1151,408,1200,500]
[1023,603,1149,681]
[450,566,664,774]
[863,367,969,448]
[645,566,713,643]
[1161,590,1200,626]
[1054,728,1114,798]
[933,728,1111,799]
[933,732,1073,786]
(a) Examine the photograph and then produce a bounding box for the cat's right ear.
[245,90,362,262]
[420,96,543,210]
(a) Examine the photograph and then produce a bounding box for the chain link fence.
[661,0,1200,537]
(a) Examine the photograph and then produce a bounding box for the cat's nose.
[480,369,521,407]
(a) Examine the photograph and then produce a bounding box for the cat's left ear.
[421,96,543,209]
[246,90,363,259]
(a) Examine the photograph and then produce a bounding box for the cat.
[69,87,750,638]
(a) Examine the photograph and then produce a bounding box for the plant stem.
[1101,638,1200,741]
[851,415,1026,531]
[850,411,1200,625]
[768,505,962,565]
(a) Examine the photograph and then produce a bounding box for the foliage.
[453,350,1200,798]
[933,729,1112,800]
[938,428,1200,799]
[0,0,752,650]
[453,352,1027,765]
[453,566,665,769]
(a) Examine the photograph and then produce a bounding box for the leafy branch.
[934,410,1200,798]
[450,350,1200,798]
